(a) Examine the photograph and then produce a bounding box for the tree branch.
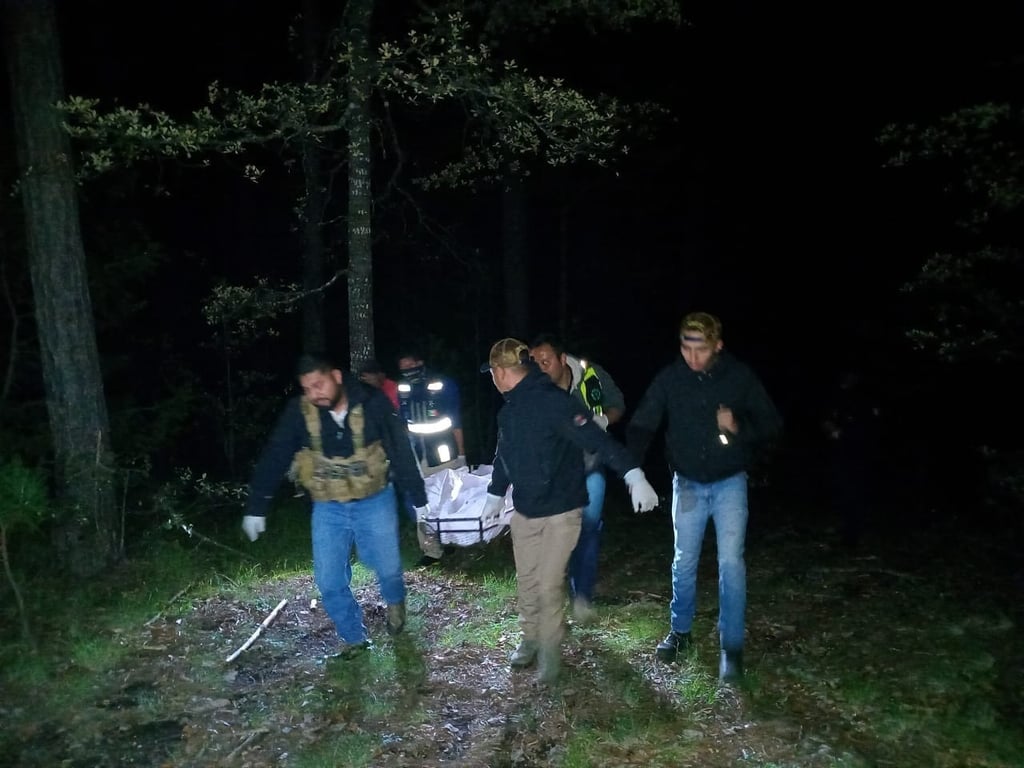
[225,598,289,663]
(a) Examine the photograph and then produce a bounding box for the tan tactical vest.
[289,399,389,502]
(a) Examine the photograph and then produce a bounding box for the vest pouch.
[301,443,389,502]
[289,448,318,488]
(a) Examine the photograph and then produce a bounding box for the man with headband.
[627,312,781,682]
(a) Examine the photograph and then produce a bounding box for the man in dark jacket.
[241,353,429,656]
[627,313,781,682]
[479,338,659,684]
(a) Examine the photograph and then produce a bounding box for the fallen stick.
[225,728,269,761]
[225,598,288,663]
[144,583,194,626]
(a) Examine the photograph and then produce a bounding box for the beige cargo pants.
[510,508,582,651]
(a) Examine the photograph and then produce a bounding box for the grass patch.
[669,664,721,707]
[592,600,665,655]
[431,572,519,649]
[563,722,698,767]
[293,732,378,767]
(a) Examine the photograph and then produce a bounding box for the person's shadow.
[323,632,430,718]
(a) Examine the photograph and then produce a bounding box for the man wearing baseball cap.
[479,338,659,684]
[627,312,782,682]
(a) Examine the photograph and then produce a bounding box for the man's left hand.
[717,404,737,435]
[624,469,659,513]
[242,515,266,541]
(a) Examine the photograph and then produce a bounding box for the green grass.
[437,604,519,648]
[2,493,1023,768]
[590,600,665,655]
[434,572,520,648]
[669,665,721,706]
[292,732,378,767]
[0,504,314,705]
[562,722,697,767]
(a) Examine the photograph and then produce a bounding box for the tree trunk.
[501,181,530,339]
[558,198,569,340]
[2,0,120,574]
[344,0,375,369]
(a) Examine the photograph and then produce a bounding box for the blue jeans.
[569,470,606,602]
[669,471,748,652]
[311,485,405,643]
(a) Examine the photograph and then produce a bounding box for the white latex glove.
[242,515,266,541]
[481,493,504,522]
[413,504,430,523]
[623,468,659,513]
[592,412,609,431]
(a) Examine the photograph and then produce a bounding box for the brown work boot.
[572,596,597,626]
[417,521,443,560]
[536,645,561,685]
[509,640,538,669]
[386,602,406,635]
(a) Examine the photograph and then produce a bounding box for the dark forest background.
[2,0,1023,574]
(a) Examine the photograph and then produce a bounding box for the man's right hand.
[481,493,504,522]
[242,515,266,542]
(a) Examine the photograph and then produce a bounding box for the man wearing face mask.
[396,352,465,469]
[396,351,466,565]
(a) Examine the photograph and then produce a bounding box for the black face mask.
[400,365,425,383]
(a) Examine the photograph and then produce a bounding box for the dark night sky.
[7,1,1021,473]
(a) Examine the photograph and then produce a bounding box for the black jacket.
[627,352,782,483]
[245,377,427,517]
[487,367,637,518]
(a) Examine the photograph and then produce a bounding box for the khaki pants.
[510,508,582,650]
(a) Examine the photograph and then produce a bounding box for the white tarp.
[423,464,515,546]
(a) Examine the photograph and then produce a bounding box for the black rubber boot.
[654,631,692,662]
[719,649,744,682]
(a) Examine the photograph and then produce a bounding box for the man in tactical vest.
[529,333,627,626]
[242,353,430,657]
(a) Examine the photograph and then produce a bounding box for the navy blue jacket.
[627,351,782,483]
[487,367,638,518]
[245,377,427,517]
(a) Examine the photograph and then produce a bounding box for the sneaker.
[386,602,406,635]
[655,630,692,663]
[719,649,744,682]
[572,596,597,626]
[416,554,442,567]
[509,640,538,669]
